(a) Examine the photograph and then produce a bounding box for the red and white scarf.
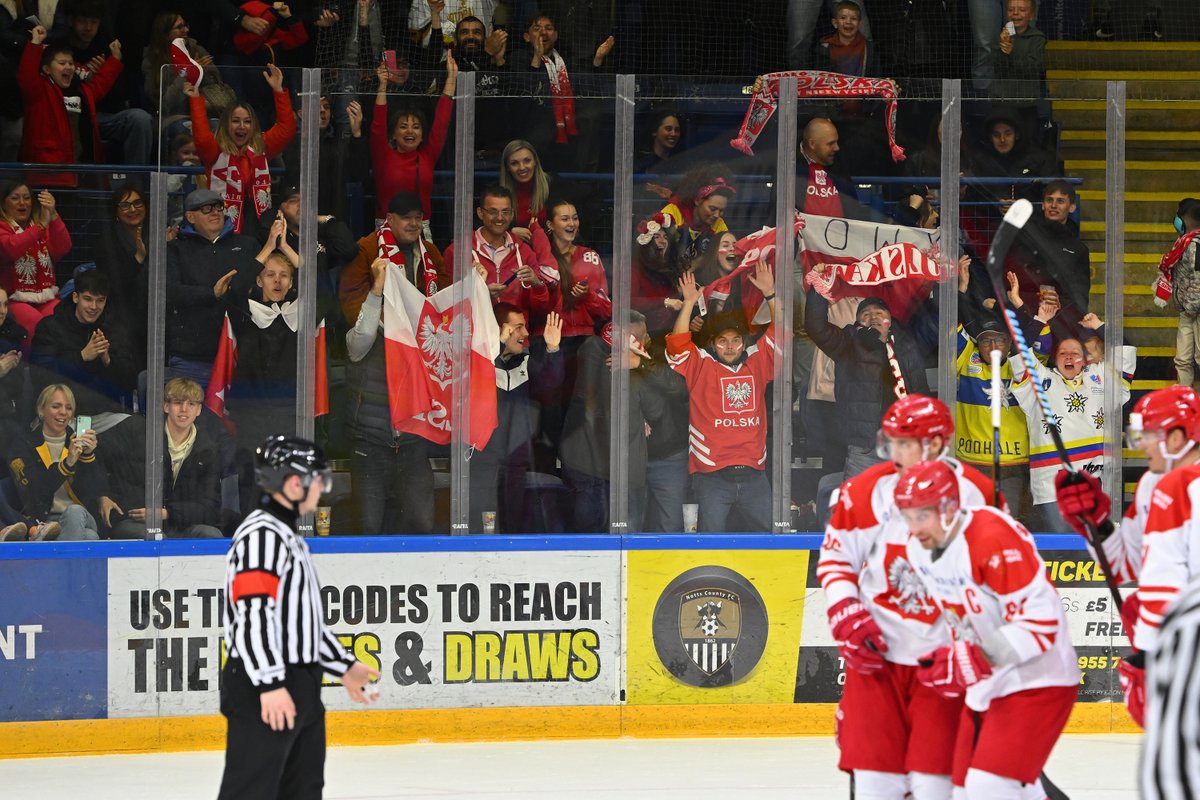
[541,50,577,145]
[208,149,271,233]
[378,224,439,296]
[885,338,908,399]
[3,221,57,302]
[1153,229,1200,307]
[730,70,905,161]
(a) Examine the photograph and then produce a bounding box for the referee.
[1142,575,1200,799]
[218,435,379,800]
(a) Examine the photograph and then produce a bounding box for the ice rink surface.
[0,734,1139,799]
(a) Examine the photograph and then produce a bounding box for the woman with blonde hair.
[5,384,109,540]
[499,139,559,243]
[183,64,296,239]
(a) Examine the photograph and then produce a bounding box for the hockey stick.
[983,200,1123,612]
[990,349,1003,509]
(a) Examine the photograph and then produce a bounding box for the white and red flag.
[203,313,238,427]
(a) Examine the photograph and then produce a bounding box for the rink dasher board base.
[0,534,1140,758]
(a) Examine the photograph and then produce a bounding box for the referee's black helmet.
[255,435,332,492]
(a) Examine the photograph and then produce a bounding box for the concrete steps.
[1046,42,1200,72]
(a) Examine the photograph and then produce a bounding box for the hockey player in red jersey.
[1053,384,1200,726]
[896,460,1079,800]
[818,394,1003,799]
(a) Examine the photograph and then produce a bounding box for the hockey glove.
[1054,470,1114,543]
[917,641,993,699]
[1119,593,1140,643]
[828,598,888,674]
[1118,651,1145,728]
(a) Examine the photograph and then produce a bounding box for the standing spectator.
[544,198,611,341]
[992,0,1046,137]
[805,290,931,477]
[411,0,496,46]
[30,269,138,420]
[786,0,871,69]
[692,231,741,315]
[797,117,856,218]
[0,182,71,339]
[1010,316,1135,532]
[6,383,109,540]
[99,378,225,539]
[631,227,685,337]
[442,186,560,327]
[499,139,560,243]
[967,0,1005,94]
[184,63,296,239]
[1154,198,1200,388]
[278,95,368,225]
[1094,0,1161,40]
[274,182,357,323]
[667,267,777,533]
[223,0,308,129]
[56,0,153,168]
[640,338,691,533]
[165,188,262,386]
[18,24,123,187]
[814,1,878,76]
[450,14,510,156]
[143,12,232,124]
[469,305,564,534]
[370,52,457,227]
[451,14,507,70]
[343,254,437,535]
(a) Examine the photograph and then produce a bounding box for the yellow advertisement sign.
[626,549,809,704]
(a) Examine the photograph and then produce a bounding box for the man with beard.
[452,15,509,153]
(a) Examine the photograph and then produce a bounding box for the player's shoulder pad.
[831,460,897,525]
[962,507,1041,592]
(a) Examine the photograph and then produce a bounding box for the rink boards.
[0,534,1138,757]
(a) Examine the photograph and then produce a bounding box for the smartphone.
[1005,21,1016,35]
[24,15,40,27]
[383,49,398,74]
[75,415,93,434]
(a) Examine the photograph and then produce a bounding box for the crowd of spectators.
[0,0,1154,539]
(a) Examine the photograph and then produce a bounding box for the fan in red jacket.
[542,198,611,339]
[231,1,309,55]
[19,26,124,188]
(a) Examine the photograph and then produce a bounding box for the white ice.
[0,734,1139,799]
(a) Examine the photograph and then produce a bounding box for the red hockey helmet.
[894,459,960,512]
[881,394,954,441]
[1129,385,1200,443]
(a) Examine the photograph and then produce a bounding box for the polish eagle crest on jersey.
[936,600,980,644]
[720,375,756,414]
[679,589,741,675]
[873,543,939,623]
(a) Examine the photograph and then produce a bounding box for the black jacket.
[804,288,931,449]
[0,315,27,424]
[7,424,108,520]
[483,344,564,460]
[100,415,224,533]
[94,223,147,318]
[30,297,138,414]
[165,219,261,362]
[1008,217,1091,340]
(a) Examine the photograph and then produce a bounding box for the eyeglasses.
[480,207,513,218]
[117,199,145,211]
[193,203,223,215]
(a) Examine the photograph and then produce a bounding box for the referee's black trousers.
[217,659,326,800]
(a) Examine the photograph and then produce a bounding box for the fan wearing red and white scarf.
[1153,229,1200,308]
[526,15,615,146]
[377,224,440,297]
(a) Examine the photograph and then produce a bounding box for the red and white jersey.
[666,325,776,473]
[1095,468,1162,588]
[906,506,1080,711]
[1136,463,1200,652]
[818,457,1002,665]
[558,245,612,338]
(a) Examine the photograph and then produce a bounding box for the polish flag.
[314,319,329,417]
[204,313,238,428]
[382,265,500,449]
[169,37,204,87]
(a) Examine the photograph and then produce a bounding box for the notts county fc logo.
[652,565,769,688]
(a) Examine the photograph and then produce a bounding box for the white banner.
[107,551,622,717]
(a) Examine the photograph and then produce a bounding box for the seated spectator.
[1160,198,1200,388]
[966,109,1053,207]
[560,314,658,533]
[6,383,109,540]
[545,198,611,341]
[631,227,685,336]
[165,188,262,387]
[636,107,684,176]
[99,378,224,539]
[469,305,564,534]
[993,0,1046,122]
[19,24,123,187]
[692,231,741,314]
[499,139,560,244]
[143,12,231,124]
[1007,179,1091,341]
[56,0,153,167]
[657,165,735,266]
[814,1,878,76]
[370,52,457,227]
[340,191,450,326]
[1010,314,1135,532]
[442,186,560,328]
[804,290,932,477]
[667,267,777,533]
[0,286,27,425]
[95,183,151,320]
[0,182,70,338]
[280,96,367,225]
[183,63,296,239]
[31,269,137,420]
[343,252,437,535]
[166,133,204,217]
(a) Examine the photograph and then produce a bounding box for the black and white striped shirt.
[223,499,354,689]
[1142,577,1200,799]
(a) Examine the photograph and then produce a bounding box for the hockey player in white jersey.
[1053,384,1200,726]
[895,459,1079,800]
[818,395,1003,799]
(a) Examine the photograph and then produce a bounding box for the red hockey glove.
[828,598,888,674]
[1054,470,1113,543]
[917,641,993,699]
[1118,652,1145,728]
[1119,593,1140,642]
